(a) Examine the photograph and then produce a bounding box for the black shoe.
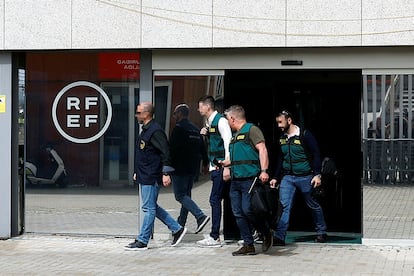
[232,245,256,256]
[262,230,273,252]
[272,237,286,246]
[171,227,187,247]
[315,234,327,243]
[127,239,138,247]
[195,215,210,234]
[124,240,148,251]
[253,230,263,244]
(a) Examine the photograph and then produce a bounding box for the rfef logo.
[52,81,112,144]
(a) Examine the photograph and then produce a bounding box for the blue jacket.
[135,120,172,185]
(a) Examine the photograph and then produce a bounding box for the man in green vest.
[222,105,272,256]
[269,110,327,245]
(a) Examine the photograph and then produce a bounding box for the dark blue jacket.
[170,118,208,176]
[135,120,172,185]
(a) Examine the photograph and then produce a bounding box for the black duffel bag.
[249,177,282,228]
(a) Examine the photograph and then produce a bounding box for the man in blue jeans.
[125,102,187,251]
[196,96,233,248]
[269,110,327,245]
[170,103,210,233]
[222,105,272,256]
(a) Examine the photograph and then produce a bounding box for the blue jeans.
[137,182,182,244]
[229,178,255,246]
[172,174,205,226]
[274,175,327,241]
[209,169,227,240]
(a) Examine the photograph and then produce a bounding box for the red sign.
[99,52,140,80]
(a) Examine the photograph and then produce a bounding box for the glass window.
[25,51,140,188]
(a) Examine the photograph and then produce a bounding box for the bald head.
[136,102,154,125]
[141,102,154,115]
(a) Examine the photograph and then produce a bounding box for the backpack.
[299,130,338,198]
[322,157,338,177]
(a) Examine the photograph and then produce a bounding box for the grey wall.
[0,53,12,238]
[0,0,413,50]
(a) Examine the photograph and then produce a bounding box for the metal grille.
[362,74,414,184]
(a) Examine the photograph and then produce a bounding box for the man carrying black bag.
[269,110,327,246]
[220,105,272,256]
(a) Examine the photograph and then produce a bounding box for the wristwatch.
[261,169,269,173]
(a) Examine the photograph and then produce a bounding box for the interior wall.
[224,69,362,234]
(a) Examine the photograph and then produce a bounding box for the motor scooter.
[25,146,68,188]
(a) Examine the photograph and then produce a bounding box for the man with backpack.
[269,110,327,245]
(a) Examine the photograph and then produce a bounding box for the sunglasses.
[280,110,292,118]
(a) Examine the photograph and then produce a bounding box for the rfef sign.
[52,81,112,144]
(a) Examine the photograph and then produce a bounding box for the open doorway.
[224,69,362,241]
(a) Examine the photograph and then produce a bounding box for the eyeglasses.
[280,110,292,118]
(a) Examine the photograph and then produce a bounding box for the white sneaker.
[196,234,223,248]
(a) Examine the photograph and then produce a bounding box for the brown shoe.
[232,245,256,256]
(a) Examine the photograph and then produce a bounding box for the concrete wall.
[0,0,412,50]
[152,47,414,71]
[0,53,12,238]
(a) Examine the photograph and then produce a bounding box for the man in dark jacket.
[170,103,210,233]
[125,102,187,251]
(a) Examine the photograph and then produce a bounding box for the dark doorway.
[224,70,362,236]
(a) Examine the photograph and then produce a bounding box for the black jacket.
[170,118,208,176]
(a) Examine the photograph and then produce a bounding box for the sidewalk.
[1,233,413,275]
[1,176,413,275]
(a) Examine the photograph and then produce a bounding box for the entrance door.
[100,83,139,187]
[225,69,362,236]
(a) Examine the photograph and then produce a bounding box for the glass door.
[100,83,139,187]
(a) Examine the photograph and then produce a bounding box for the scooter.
[25,146,68,188]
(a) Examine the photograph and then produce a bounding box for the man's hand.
[223,167,231,182]
[200,126,209,136]
[162,175,171,186]
[202,164,209,175]
[259,171,269,183]
[311,175,322,188]
[269,178,278,189]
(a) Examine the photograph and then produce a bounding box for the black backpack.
[299,130,338,198]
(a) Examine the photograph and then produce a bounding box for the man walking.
[222,105,272,256]
[125,102,187,251]
[196,96,233,247]
[269,110,327,245]
[170,103,210,233]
